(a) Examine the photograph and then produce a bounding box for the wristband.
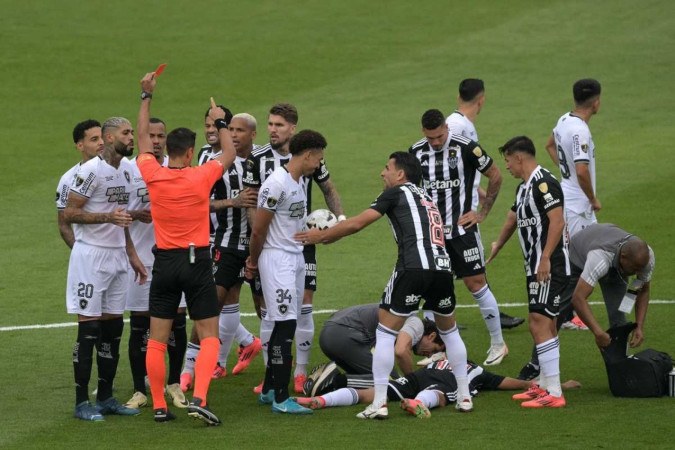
[141,91,152,100]
[214,118,228,130]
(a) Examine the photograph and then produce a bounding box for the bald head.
[620,238,650,275]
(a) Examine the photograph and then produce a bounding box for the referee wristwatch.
[141,91,153,100]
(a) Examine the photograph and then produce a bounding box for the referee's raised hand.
[140,72,156,94]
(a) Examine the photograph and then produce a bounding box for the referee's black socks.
[168,313,187,385]
[96,317,124,401]
[128,315,150,394]
[270,319,296,403]
[73,320,101,405]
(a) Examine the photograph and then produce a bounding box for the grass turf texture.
[0,0,673,447]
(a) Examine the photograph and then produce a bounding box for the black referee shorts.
[150,246,219,320]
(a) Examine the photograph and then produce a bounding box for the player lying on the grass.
[297,360,581,418]
[319,303,446,378]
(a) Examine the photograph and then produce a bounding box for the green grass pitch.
[0,0,673,448]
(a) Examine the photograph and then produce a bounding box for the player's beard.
[270,137,288,151]
[114,140,133,157]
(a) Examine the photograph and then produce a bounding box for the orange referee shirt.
[137,153,223,249]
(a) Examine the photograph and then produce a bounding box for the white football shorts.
[66,242,128,316]
[259,249,305,321]
[565,207,597,237]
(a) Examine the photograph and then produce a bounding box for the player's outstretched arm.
[295,208,382,245]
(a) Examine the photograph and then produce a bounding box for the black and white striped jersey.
[212,155,250,251]
[369,182,451,272]
[511,166,570,277]
[409,134,493,239]
[197,144,216,166]
[242,143,330,211]
[198,144,220,238]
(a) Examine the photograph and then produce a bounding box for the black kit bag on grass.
[602,322,673,397]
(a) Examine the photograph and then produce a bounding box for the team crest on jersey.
[581,144,589,153]
[75,176,85,187]
[538,182,548,193]
[278,304,288,315]
[447,148,458,169]
[79,299,88,309]
[124,171,130,183]
[267,196,278,208]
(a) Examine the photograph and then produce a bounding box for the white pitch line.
[1,300,674,332]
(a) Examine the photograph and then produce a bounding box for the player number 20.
[77,282,94,299]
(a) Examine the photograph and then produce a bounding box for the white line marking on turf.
[2,300,674,332]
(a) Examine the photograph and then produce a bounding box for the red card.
[154,63,167,77]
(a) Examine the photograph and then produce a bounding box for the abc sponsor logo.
[437,297,453,308]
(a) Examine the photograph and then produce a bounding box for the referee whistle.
[189,242,195,264]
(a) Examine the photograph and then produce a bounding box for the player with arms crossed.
[64,116,147,421]
[488,136,570,408]
[296,152,473,419]
[410,109,509,366]
[245,130,329,415]
[136,71,235,425]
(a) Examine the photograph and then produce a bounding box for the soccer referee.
[136,71,236,425]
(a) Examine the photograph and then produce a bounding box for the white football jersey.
[56,162,81,210]
[128,155,168,264]
[552,112,596,214]
[258,166,306,254]
[69,156,134,248]
[445,111,478,142]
